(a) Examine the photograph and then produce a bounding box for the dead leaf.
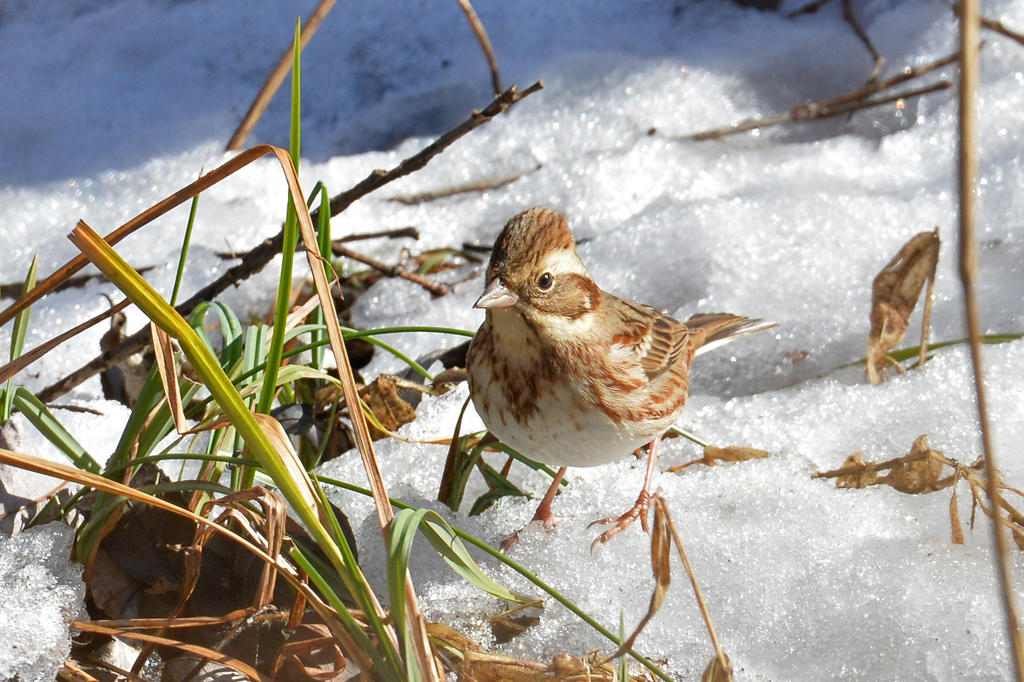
[668,445,771,473]
[150,322,187,434]
[950,470,965,545]
[362,374,418,440]
[879,435,943,494]
[835,453,878,489]
[701,652,734,682]
[867,228,940,384]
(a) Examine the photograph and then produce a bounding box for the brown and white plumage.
[466,207,775,546]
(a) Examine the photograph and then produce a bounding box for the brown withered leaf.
[949,470,965,545]
[363,374,418,440]
[458,650,620,682]
[701,652,734,682]
[835,452,878,489]
[668,445,771,473]
[491,612,542,644]
[878,435,944,494]
[866,228,940,385]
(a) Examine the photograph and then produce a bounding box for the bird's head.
[475,207,602,324]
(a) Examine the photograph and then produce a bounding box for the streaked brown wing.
[608,297,691,382]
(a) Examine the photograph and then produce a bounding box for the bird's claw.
[587,491,652,551]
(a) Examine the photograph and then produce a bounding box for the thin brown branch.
[660,495,729,674]
[683,50,959,141]
[335,226,421,243]
[953,4,1024,49]
[812,449,932,480]
[1,268,154,301]
[32,83,542,403]
[841,0,884,80]
[225,0,338,151]
[326,81,543,217]
[454,0,503,96]
[387,163,541,205]
[331,243,451,297]
[958,3,1024,677]
[212,226,420,260]
[686,81,951,142]
[0,297,131,385]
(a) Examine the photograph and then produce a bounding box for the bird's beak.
[474,278,518,309]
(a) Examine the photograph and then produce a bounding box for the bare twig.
[325,82,543,217]
[32,83,542,403]
[841,0,884,80]
[954,4,1024,49]
[0,297,131,385]
[958,3,1024,677]
[212,226,420,260]
[685,81,951,141]
[454,0,503,96]
[331,243,451,297]
[1,268,154,301]
[225,0,338,151]
[335,226,421,243]
[387,164,541,205]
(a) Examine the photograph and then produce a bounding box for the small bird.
[465,207,776,549]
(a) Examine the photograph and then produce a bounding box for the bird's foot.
[500,511,560,552]
[587,490,651,551]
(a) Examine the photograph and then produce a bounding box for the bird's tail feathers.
[686,313,778,356]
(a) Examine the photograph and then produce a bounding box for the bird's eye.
[537,273,554,291]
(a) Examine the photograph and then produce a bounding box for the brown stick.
[0,298,131,385]
[683,51,959,141]
[331,243,451,297]
[225,0,338,151]
[812,449,932,480]
[31,83,542,403]
[387,163,541,205]
[841,0,884,81]
[325,82,542,217]
[454,0,503,96]
[957,3,1024,677]
[953,4,1024,49]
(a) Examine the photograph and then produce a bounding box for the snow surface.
[0,524,84,682]
[3,0,1024,679]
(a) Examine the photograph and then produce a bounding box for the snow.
[0,524,84,682]
[3,0,1024,679]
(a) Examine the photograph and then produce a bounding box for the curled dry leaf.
[667,445,771,473]
[835,453,878,489]
[816,435,946,494]
[362,374,418,440]
[878,434,944,494]
[701,652,734,682]
[866,228,940,385]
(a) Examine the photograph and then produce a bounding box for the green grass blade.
[2,254,38,421]
[11,387,100,472]
[388,508,429,682]
[312,186,332,372]
[257,18,303,415]
[418,510,529,603]
[170,176,201,307]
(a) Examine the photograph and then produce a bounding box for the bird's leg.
[500,466,567,551]
[588,436,661,550]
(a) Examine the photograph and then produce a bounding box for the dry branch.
[454,0,503,96]
[225,0,338,151]
[682,49,959,142]
[387,164,541,205]
[956,2,1024,675]
[685,81,950,141]
[331,243,451,297]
